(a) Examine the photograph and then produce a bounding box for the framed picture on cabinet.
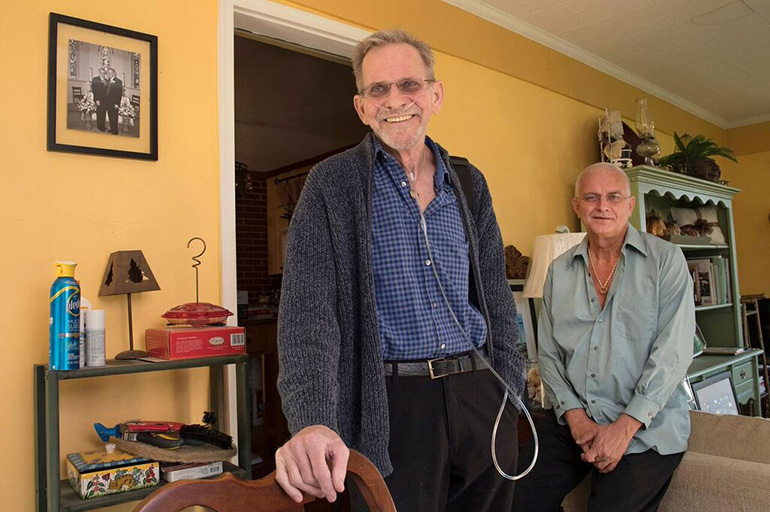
[47,13,158,160]
[692,372,739,415]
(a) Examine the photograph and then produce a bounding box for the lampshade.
[522,233,585,298]
[99,250,160,296]
[99,250,160,360]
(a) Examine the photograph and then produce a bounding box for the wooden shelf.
[47,355,246,381]
[696,303,734,312]
[626,165,761,417]
[58,462,245,512]
[35,356,251,511]
[677,244,729,251]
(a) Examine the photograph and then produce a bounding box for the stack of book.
[687,256,731,306]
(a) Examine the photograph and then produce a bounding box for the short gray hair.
[574,162,631,197]
[352,29,435,92]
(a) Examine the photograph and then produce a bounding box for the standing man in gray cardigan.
[274,29,525,512]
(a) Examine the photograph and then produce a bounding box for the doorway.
[217,0,370,484]
[231,25,369,481]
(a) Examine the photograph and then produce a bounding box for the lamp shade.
[99,250,160,296]
[522,233,585,298]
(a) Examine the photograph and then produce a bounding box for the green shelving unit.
[34,355,251,511]
[625,165,761,415]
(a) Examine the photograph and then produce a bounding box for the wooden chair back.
[132,449,396,512]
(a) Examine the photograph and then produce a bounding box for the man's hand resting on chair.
[275,425,350,503]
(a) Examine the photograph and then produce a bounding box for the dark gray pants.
[352,368,519,512]
[512,412,684,512]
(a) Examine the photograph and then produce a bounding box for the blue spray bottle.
[49,261,80,370]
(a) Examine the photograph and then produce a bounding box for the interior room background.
[3,1,768,510]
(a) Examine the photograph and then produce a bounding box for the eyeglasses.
[580,193,629,205]
[359,78,435,99]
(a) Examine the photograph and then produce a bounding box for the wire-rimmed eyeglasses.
[579,193,630,205]
[358,78,436,99]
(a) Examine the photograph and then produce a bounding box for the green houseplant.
[657,132,738,182]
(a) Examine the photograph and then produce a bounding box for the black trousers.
[107,104,119,134]
[96,105,107,131]
[512,412,684,512]
[351,368,519,512]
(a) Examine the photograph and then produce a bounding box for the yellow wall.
[721,145,770,295]
[0,1,220,509]
[3,0,768,509]
[283,0,761,290]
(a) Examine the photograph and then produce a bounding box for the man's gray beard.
[373,122,427,152]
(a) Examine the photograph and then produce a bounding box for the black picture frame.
[691,372,740,415]
[47,13,158,160]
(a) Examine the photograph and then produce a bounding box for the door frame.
[217,0,368,450]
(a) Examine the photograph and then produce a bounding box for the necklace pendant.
[410,188,418,200]
[598,286,608,295]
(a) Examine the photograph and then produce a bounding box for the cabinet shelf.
[35,355,252,511]
[677,244,729,251]
[625,165,761,417]
[696,303,734,312]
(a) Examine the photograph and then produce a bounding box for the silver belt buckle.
[427,357,447,379]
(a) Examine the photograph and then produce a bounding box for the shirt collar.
[372,135,450,187]
[568,223,648,267]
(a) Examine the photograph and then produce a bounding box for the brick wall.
[236,174,281,306]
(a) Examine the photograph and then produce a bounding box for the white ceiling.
[445,0,770,128]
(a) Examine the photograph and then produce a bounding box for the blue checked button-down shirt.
[372,136,487,361]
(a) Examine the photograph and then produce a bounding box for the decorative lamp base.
[115,349,149,360]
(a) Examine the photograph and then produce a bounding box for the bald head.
[575,162,630,198]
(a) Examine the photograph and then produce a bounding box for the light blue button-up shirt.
[538,224,695,455]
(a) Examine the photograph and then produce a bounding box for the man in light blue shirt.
[513,162,695,512]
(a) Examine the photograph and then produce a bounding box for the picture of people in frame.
[66,40,140,138]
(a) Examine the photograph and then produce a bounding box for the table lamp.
[99,250,160,360]
[523,229,586,299]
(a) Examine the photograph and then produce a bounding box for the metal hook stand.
[187,237,206,304]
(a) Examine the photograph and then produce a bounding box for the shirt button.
[401,181,407,187]
[440,343,446,349]
[591,373,596,378]
[598,318,603,323]
[591,400,596,404]
[425,260,431,266]
[593,346,598,351]
[432,302,437,308]
[591,298,596,303]
[560,401,565,405]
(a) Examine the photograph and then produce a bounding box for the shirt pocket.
[613,290,658,344]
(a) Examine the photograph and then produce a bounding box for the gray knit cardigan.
[277,133,525,476]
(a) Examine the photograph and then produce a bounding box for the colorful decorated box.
[66,448,159,499]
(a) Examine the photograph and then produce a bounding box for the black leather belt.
[384,350,488,379]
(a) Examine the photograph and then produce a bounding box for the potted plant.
[657,132,738,182]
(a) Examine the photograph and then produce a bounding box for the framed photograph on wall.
[692,372,740,415]
[47,13,158,160]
